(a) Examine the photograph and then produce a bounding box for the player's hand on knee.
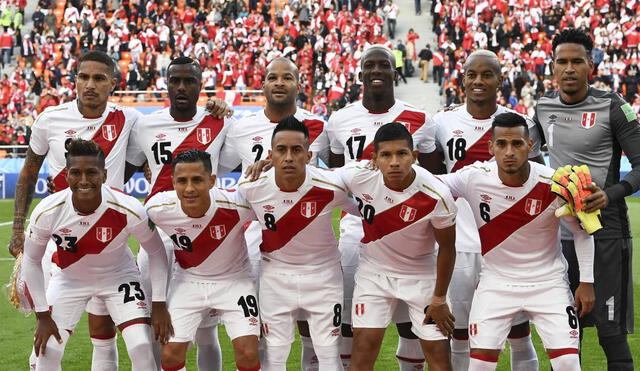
[152,301,174,344]
[424,297,455,337]
[46,175,55,194]
[574,282,595,317]
[7,232,24,258]
[582,183,608,213]
[205,98,234,119]
[244,159,272,181]
[34,311,62,356]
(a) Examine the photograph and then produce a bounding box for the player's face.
[76,61,116,109]
[463,56,502,103]
[359,49,396,98]
[167,64,202,112]
[66,155,106,202]
[269,130,311,181]
[172,161,216,215]
[263,60,300,106]
[553,43,593,96]
[489,126,533,175]
[373,139,418,187]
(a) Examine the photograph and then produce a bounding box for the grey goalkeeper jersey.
[534,87,640,240]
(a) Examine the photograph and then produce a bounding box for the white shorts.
[259,264,343,347]
[449,252,482,329]
[352,269,447,341]
[43,240,109,316]
[46,272,150,330]
[167,277,260,343]
[469,277,580,350]
[339,241,360,326]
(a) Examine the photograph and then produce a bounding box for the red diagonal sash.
[51,208,127,269]
[450,130,493,172]
[260,186,335,253]
[147,115,225,200]
[361,110,426,159]
[361,191,437,244]
[303,119,324,144]
[478,182,556,256]
[174,208,240,269]
[53,110,127,192]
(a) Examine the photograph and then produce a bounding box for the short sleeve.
[126,122,146,167]
[413,116,437,154]
[526,116,542,158]
[29,113,49,156]
[326,114,345,155]
[430,188,457,230]
[217,122,242,174]
[310,129,330,166]
[128,201,156,244]
[437,167,473,199]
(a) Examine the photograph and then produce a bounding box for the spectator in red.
[0,27,13,69]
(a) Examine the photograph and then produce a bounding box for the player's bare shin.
[427,225,456,336]
[10,148,45,257]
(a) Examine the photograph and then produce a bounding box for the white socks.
[195,326,222,371]
[469,353,498,371]
[508,334,538,371]
[300,335,319,370]
[396,337,425,371]
[91,334,119,371]
[121,323,156,371]
[451,337,470,371]
[549,350,580,371]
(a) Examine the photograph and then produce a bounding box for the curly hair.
[552,28,594,58]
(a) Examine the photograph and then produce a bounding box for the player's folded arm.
[607,99,640,201]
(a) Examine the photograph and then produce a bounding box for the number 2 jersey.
[146,188,256,282]
[29,100,142,190]
[237,165,358,273]
[127,106,232,200]
[338,162,457,278]
[26,185,162,282]
[438,161,568,283]
[431,104,541,254]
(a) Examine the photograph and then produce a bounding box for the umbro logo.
[362,194,373,202]
[252,136,263,142]
[351,128,362,134]
[65,130,76,136]
[452,129,464,137]
[175,227,186,234]
[59,228,72,235]
[480,194,492,202]
[155,134,166,140]
[263,205,275,212]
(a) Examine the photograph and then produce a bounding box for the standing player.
[534,29,640,370]
[127,56,234,371]
[238,117,358,371]
[325,44,435,371]
[22,139,172,370]
[426,50,541,371]
[146,150,260,371]
[9,51,142,370]
[218,57,329,370]
[339,123,457,371]
[439,113,596,370]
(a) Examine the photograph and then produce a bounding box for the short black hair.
[374,122,413,152]
[167,56,202,79]
[172,149,213,174]
[65,139,105,168]
[491,112,529,137]
[552,28,594,58]
[77,51,116,77]
[272,115,309,144]
[266,57,300,82]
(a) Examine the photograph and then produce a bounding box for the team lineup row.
[8,28,639,371]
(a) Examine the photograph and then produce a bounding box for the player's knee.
[161,343,187,367]
[121,323,155,369]
[423,340,450,368]
[88,314,116,337]
[548,349,580,371]
[395,322,418,339]
[233,336,260,366]
[265,344,290,366]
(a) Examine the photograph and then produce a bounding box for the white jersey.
[146,188,256,282]
[30,100,141,191]
[339,162,456,278]
[326,99,436,245]
[439,161,567,283]
[431,104,542,254]
[238,165,358,273]
[127,106,232,200]
[26,185,157,280]
[219,107,330,171]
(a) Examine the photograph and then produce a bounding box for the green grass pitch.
[0,198,637,370]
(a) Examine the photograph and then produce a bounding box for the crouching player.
[438,113,596,370]
[22,139,171,370]
[145,149,261,371]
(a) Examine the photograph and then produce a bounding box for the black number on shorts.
[355,197,375,224]
[446,138,467,161]
[479,202,491,223]
[347,135,366,159]
[170,234,193,252]
[566,306,578,329]
[252,144,264,163]
[264,213,277,231]
[151,141,172,165]
[332,304,342,327]
[52,234,78,253]
[118,281,145,303]
[237,295,259,317]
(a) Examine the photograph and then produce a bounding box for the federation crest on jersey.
[96,227,113,243]
[525,198,542,216]
[209,225,226,240]
[581,112,597,129]
[399,205,417,222]
[300,202,317,218]
[102,124,118,141]
[197,128,212,144]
